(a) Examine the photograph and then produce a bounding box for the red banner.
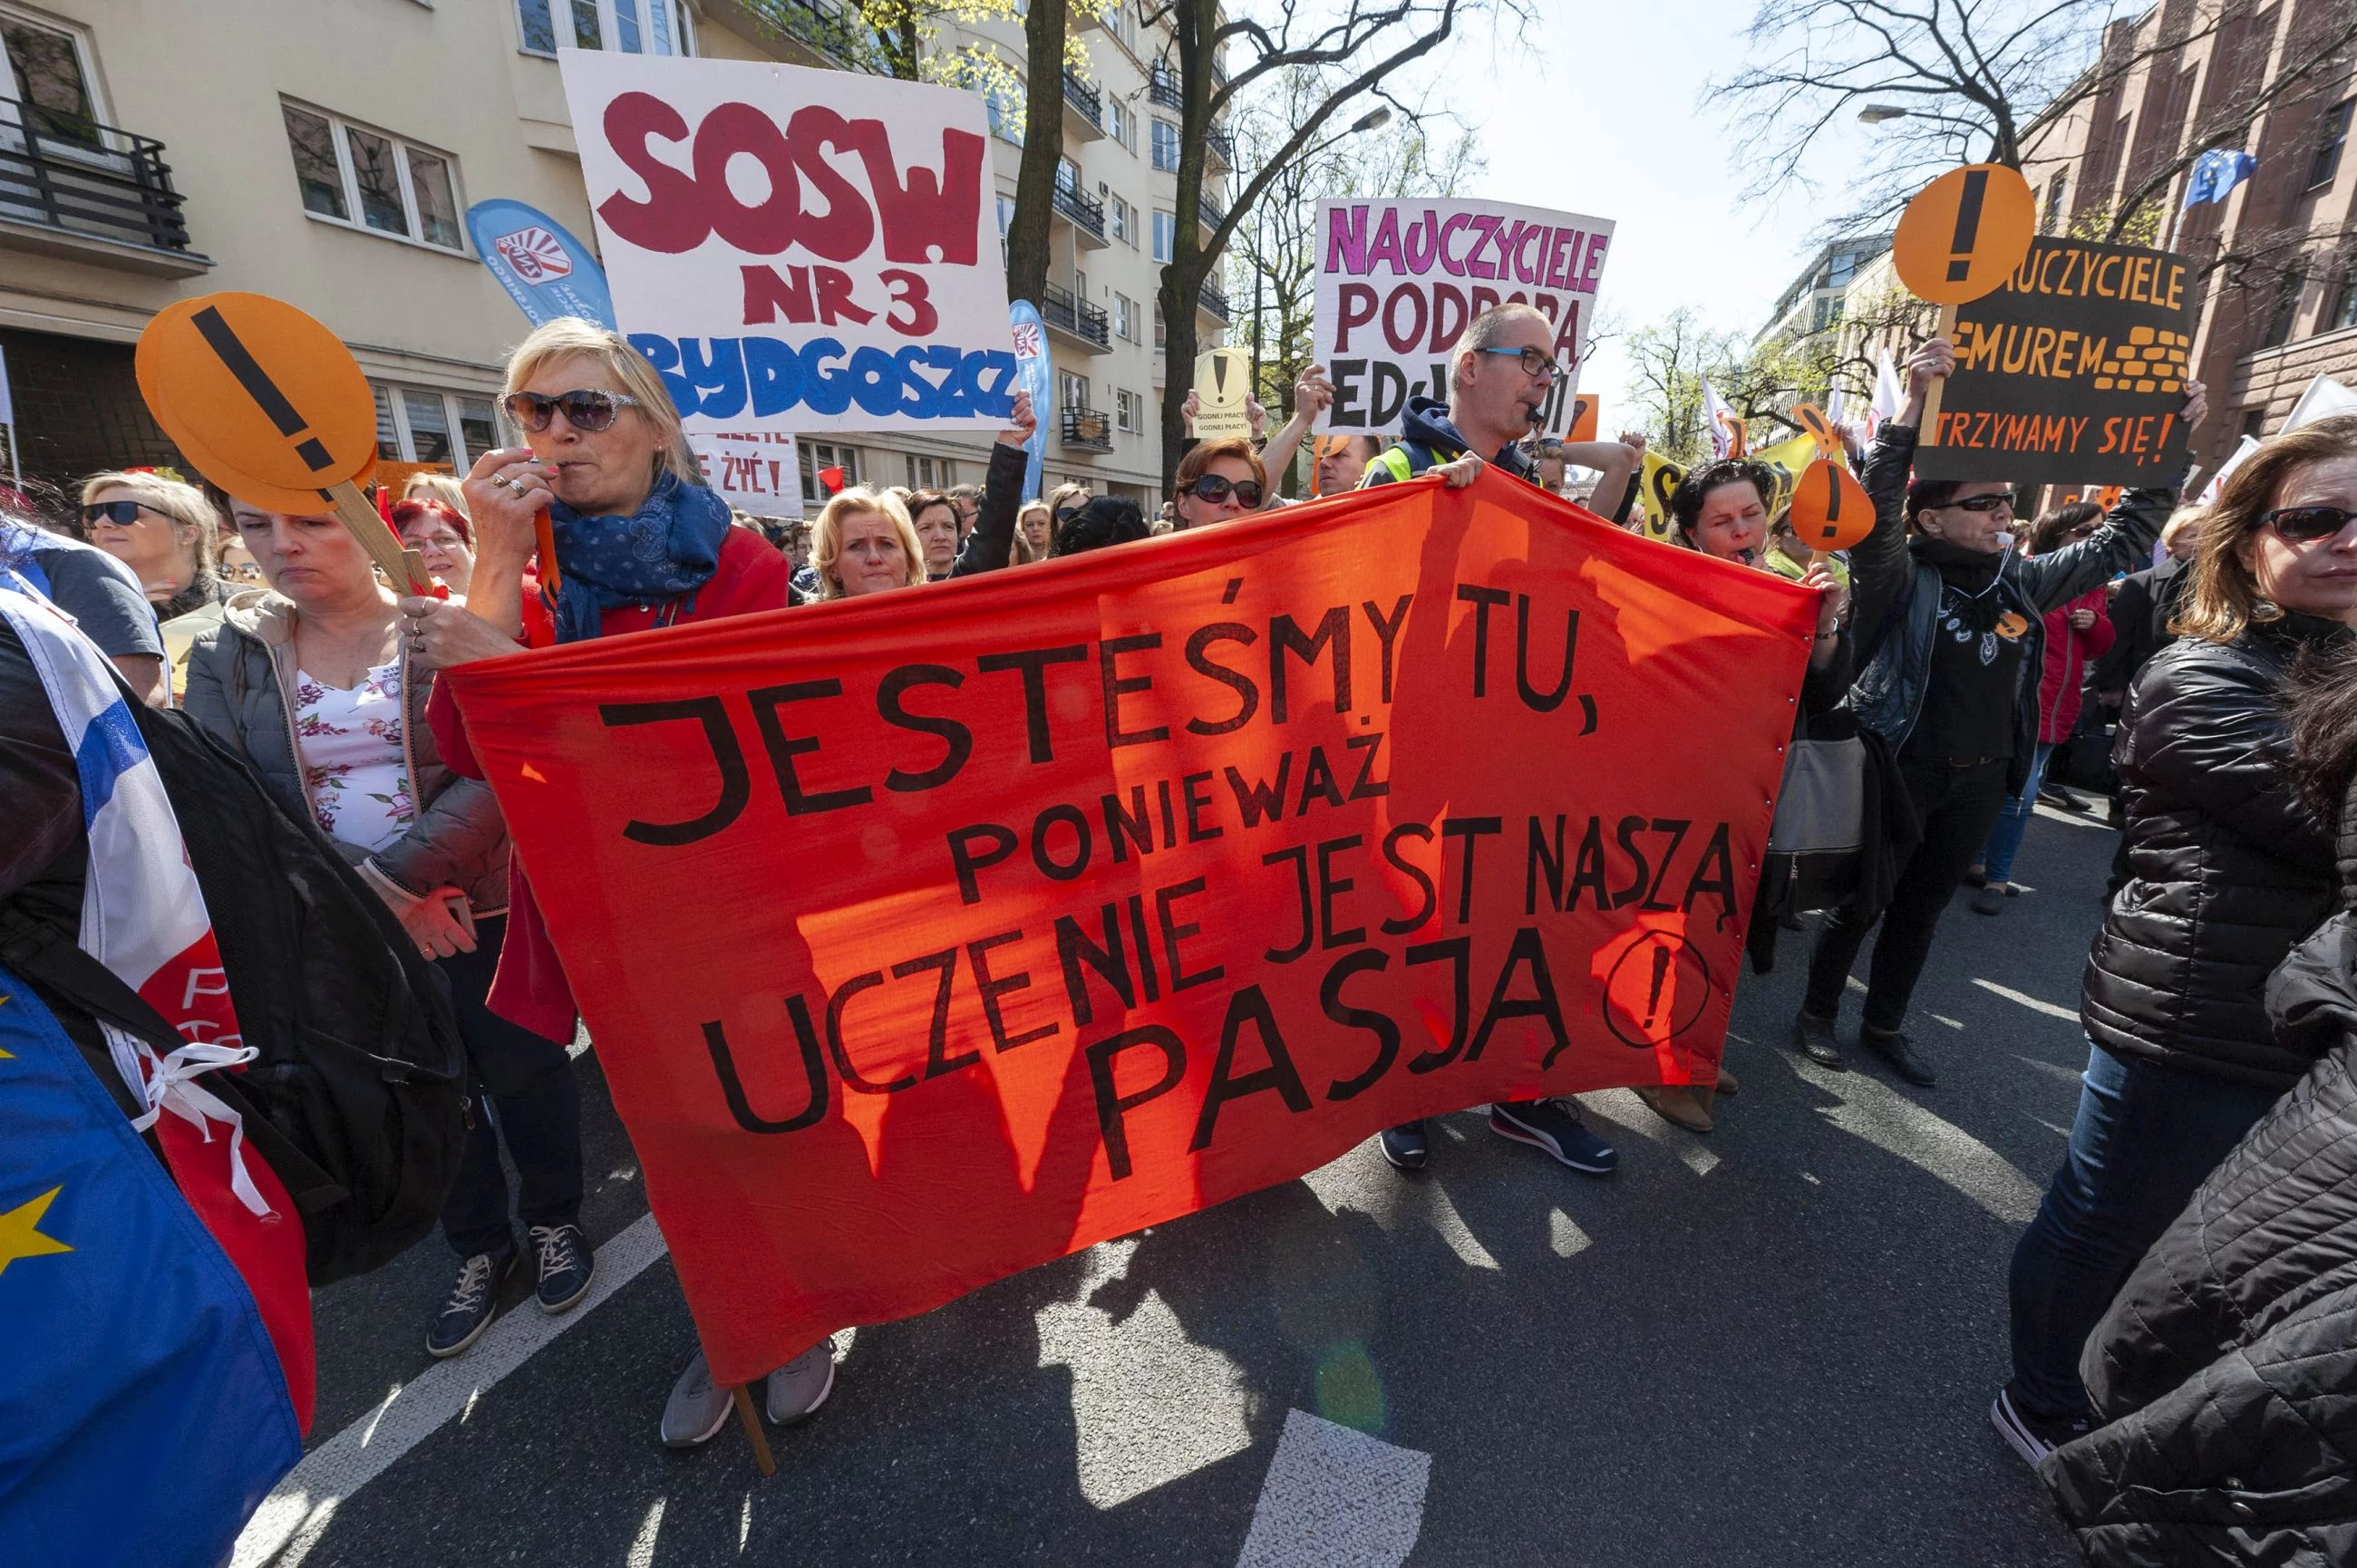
[446,470,1815,1385]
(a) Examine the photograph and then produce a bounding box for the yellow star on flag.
[0,1187,73,1279]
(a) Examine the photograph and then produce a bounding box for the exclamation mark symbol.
[190,305,337,472]
[1641,944,1671,1031]
[1946,169,1990,284]
[1818,465,1843,543]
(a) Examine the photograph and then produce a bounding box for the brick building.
[2017,0,2357,482]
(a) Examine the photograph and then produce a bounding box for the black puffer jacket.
[2080,614,2347,1089]
[2042,782,2357,1566]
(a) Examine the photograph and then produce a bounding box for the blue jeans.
[2005,1041,2283,1418]
[1976,740,2054,886]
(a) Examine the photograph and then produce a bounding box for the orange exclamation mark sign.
[1641,944,1671,1031]
[1945,169,1990,284]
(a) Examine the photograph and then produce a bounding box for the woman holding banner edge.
[1790,337,2205,1085]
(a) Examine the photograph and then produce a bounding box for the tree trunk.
[1005,0,1068,307]
[1155,0,1218,494]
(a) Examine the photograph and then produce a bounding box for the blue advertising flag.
[0,970,301,1567]
[465,199,617,330]
[2182,148,2257,209]
[1009,300,1053,504]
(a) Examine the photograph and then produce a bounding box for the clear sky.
[1436,0,1888,429]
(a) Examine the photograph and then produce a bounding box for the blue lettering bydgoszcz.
[629,334,1018,421]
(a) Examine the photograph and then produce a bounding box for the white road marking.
[625,1496,666,1568]
[1036,1238,1254,1509]
[1547,1207,1591,1257]
[232,1212,671,1567]
[1237,1408,1431,1568]
[1794,1060,2043,1223]
[2034,802,2106,828]
[1974,976,2081,1022]
[1582,1089,1720,1176]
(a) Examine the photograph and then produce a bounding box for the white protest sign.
[1312,198,1613,436]
[694,428,804,517]
[1194,347,1252,439]
[559,49,1014,434]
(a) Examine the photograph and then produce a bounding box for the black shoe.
[529,1223,594,1314]
[1790,1011,1846,1070]
[1990,1383,2092,1467]
[426,1245,516,1358]
[1861,1026,1937,1086]
[1378,1119,1429,1170]
[2038,785,2081,811]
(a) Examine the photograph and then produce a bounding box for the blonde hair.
[501,317,701,485]
[80,469,219,569]
[2175,415,2357,643]
[403,471,471,518]
[812,487,924,598]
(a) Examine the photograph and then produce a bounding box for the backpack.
[0,702,467,1285]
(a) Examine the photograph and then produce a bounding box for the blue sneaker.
[426,1245,516,1357]
[1489,1099,1617,1175]
[529,1223,595,1314]
[1378,1119,1430,1170]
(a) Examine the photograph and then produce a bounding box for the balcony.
[1206,127,1235,168]
[1198,280,1231,322]
[1061,405,1114,450]
[1039,283,1111,352]
[0,100,211,276]
[1052,179,1109,248]
[1062,70,1103,142]
[1148,65,1182,111]
[1198,194,1225,235]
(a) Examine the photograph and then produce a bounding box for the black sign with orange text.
[1918,237,2197,486]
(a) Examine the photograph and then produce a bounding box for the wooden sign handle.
[1917,302,1961,447]
[732,1384,777,1476]
[323,480,435,596]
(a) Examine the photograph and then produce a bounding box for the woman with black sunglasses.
[1171,438,1267,529]
[1996,414,2357,1466]
[1793,339,2205,1086]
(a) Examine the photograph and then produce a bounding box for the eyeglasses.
[2262,505,2357,543]
[82,499,160,526]
[1053,505,1085,522]
[500,388,640,433]
[1475,346,1563,381]
[1184,474,1266,508]
[1948,492,2015,514]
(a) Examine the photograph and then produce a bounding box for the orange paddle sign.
[1894,165,2038,307]
[136,293,432,595]
[1789,402,1843,462]
[1788,457,1875,553]
[1567,392,1599,443]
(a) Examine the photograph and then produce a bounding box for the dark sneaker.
[661,1349,733,1448]
[1791,1011,1846,1070]
[764,1339,837,1425]
[529,1223,594,1314]
[1971,883,2009,915]
[1862,1026,1938,1086]
[426,1246,516,1359]
[2038,785,2081,811]
[1378,1120,1430,1170]
[1489,1099,1617,1174]
[1991,1383,2092,1467]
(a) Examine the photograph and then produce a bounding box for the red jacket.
[428,525,792,1041]
[2038,585,2116,744]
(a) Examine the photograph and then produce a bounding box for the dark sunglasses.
[500,388,639,433]
[82,499,160,526]
[2262,505,2357,543]
[1185,474,1265,508]
[1948,492,2014,513]
[1053,505,1084,522]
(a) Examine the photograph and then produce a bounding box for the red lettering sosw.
[597,93,985,265]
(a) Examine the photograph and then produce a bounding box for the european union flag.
[0,968,300,1566]
[2184,148,2258,208]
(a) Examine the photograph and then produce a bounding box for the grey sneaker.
[765,1339,838,1425]
[659,1349,733,1448]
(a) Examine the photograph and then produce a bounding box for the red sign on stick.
[444,472,1816,1385]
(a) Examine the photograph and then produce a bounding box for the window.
[517,0,690,55]
[2042,170,2068,234]
[1112,292,1139,342]
[986,84,1023,144]
[372,384,499,466]
[905,454,954,489]
[1106,98,1135,153]
[799,440,859,501]
[1152,208,1175,263]
[1109,193,1134,245]
[3,14,98,145]
[1153,299,1166,352]
[1057,155,1082,194]
[1115,388,1139,432]
[2265,266,2307,348]
[2311,100,2353,189]
[2333,272,2357,334]
[1059,370,1089,411]
[2240,409,2267,443]
[996,192,1015,263]
[283,103,464,249]
[1824,248,1860,289]
[1150,119,1181,171]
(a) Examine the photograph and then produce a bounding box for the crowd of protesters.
[5,297,2355,1563]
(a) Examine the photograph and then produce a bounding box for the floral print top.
[294,662,412,853]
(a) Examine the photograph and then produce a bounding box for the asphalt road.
[234,799,2122,1568]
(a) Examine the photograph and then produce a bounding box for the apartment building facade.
[0,0,1219,511]
[2016,1,2357,479]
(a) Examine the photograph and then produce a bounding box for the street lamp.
[1350,106,1392,134]
[1857,104,1908,124]
[1252,104,1395,402]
